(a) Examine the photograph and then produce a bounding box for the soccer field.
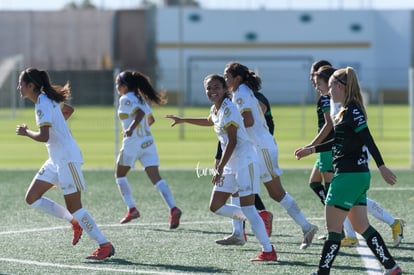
[0,104,410,169]
[0,169,412,274]
[0,104,411,273]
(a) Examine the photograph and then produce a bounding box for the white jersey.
[232,84,276,149]
[35,93,82,163]
[118,92,153,145]
[209,98,257,172]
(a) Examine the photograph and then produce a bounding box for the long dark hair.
[225,62,262,92]
[20,67,71,102]
[315,65,336,84]
[117,70,166,105]
[311,60,332,73]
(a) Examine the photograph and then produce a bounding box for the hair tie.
[119,73,128,85]
[25,69,41,88]
[333,75,347,86]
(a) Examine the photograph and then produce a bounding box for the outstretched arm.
[294,138,334,160]
[165,114,213,127]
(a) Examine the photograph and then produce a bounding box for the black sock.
[310,182,326,205]
[317,232,341,275]
[254,194,266,211]
[362,226,396,269]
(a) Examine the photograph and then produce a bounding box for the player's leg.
[115,148,140,224]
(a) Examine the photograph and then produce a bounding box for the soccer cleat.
[250,245,277,262]
[391,218,405,247]
[215,233,246,246]
[383,265,402,275]
[258,210,273,237]
[169,207,182,229]
[86,244,115,260]
[317,234,327,240]
[300,224,318,249]
[71,220,83,246]
[341,237,359,247]
[120,207,140,224]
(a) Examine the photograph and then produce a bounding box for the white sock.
[242,205,272,252]
[155,179,176,209]
[231,196,244,236]
[30,197,73,222]
[72,208,108,245]
[367,198,394,226]
[279,193,311,232]
[215,204,246,221]
[343,216,357,238]
[116,177,135,209]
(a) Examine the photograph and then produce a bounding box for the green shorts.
[314,151,333,172]
[325,172,370,211]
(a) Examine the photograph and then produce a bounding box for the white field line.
[0,218,383,274]
[0,258,197,275]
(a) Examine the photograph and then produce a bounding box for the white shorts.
[35,159,86,195]
[117,139,159,168]
[256,145,283,183]
[213,162,260,197]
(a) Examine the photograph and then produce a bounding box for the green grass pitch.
[0,105,411,273]
[0,169,412,274]
[0,104,410,169]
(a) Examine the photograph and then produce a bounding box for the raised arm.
[165,114,213,127]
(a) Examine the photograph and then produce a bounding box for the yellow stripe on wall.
[157,42,371,49]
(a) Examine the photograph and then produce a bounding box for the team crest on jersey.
[236,98,243,106]
[37,109,44,120]
[224,107,230,117]
[125,99,131,106]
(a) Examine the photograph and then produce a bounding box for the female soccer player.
[115,70,182,229]
[15,68,114,260]
[221,62,318,249]
[214,89,274,242]
[306,62,405,248]
[307,61,335,204]
[166,74,276,261]
[295,67,402,275]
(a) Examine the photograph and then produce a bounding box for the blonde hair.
[333,67,367,120]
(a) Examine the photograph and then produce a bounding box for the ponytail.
[225,62,262,92]
[117,70,167,105]
[21,68,71,103]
